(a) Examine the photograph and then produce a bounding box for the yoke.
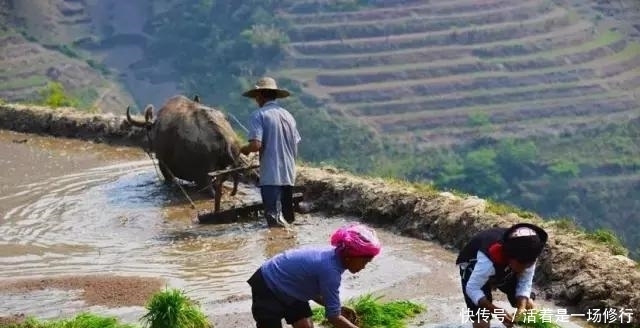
[207,164,260,180]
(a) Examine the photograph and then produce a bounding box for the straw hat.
[242,77,291,99]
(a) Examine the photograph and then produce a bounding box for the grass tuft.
[585,229,628,256]
[140,288,211,328]
[380,176,439,197]
[486,199,536,219]
[1,313,136,328]
[548,217,581,231]
[311,294,425,328]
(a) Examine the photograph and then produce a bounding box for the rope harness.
[139,110,257,211]
[142,126,197,209]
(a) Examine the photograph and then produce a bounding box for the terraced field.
[0,31,135,112]
[277,0,640,148]
[10,0,93,44]
[0,0,145,112]
[589,0,640,39]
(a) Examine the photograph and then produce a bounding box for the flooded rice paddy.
[0,130,586,328]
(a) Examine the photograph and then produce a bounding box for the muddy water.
[0,130,586,328]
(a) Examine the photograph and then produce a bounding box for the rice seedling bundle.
[515,310,563,328]
[312,293,425,328]
[140,288,211,328]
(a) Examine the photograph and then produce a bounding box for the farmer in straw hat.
[240,77,301,228]
[247,223,382,328]
[456,223,548,328]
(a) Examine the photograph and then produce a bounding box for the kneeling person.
[248,224,382,328]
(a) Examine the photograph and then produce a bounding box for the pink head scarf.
[330,223,382,258]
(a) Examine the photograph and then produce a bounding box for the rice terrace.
[0,0,639,328]
[278,0,640,147]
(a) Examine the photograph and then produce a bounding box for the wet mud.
[0,130,591,328]
[0,275,165,307]
[1,103,634,327]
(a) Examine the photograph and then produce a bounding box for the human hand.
[341,306,359,325]
[503,312,515,328]
[492,307,514,328]
[513,306,526,323]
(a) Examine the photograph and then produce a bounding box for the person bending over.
[456,223,548,328]
[247,223,382,328]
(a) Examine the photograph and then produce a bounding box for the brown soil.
[351,84,605,115]
[0,275,165,307]
[288,1,547,43]
[0,314,26,326]
[282,0,517,24]
[314,38,625,90]
[211,312,256,327]
[0,32,135,114]
[292,9,570,58]
[328,69,597,101]
[295,166,640,324]
[0,103,148,148]
[285,20,591,65]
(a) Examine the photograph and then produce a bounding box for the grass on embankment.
[371,173,632,259]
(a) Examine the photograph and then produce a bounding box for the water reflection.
[262,227,300,259]
[0,133,589,328]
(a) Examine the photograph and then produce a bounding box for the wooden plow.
[196,165,305,224]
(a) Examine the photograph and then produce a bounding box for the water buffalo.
[126,95,257,209]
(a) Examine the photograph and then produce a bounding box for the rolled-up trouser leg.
[281,185,295,223]
[260,185,285,227]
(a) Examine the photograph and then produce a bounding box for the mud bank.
[296,167,640,323]
[1,103,638,324]
[0,275,165,307]
[0,103,146,148]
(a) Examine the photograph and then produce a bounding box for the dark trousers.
[248,269,312,328]
[260,185,295,226]
[459,262,523,320]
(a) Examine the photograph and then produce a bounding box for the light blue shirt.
[260,246,346,318]
[248,101,301,186]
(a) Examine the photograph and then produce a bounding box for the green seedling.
[140,288,211,328]
[312,293,425,328]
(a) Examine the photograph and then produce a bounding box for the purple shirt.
[260,246,346,318]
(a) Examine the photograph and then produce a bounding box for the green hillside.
[0,0,136,112]
[143,0,640,258]
[282,0,640,258]
[279,0,639,148]
[1,0,639,257]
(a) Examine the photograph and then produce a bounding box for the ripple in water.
[0,160,445,321]
[1,161,187,277]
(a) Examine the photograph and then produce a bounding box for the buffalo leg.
[231,172,239,196]
[213,178,223,213]
[158,161,173,184]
